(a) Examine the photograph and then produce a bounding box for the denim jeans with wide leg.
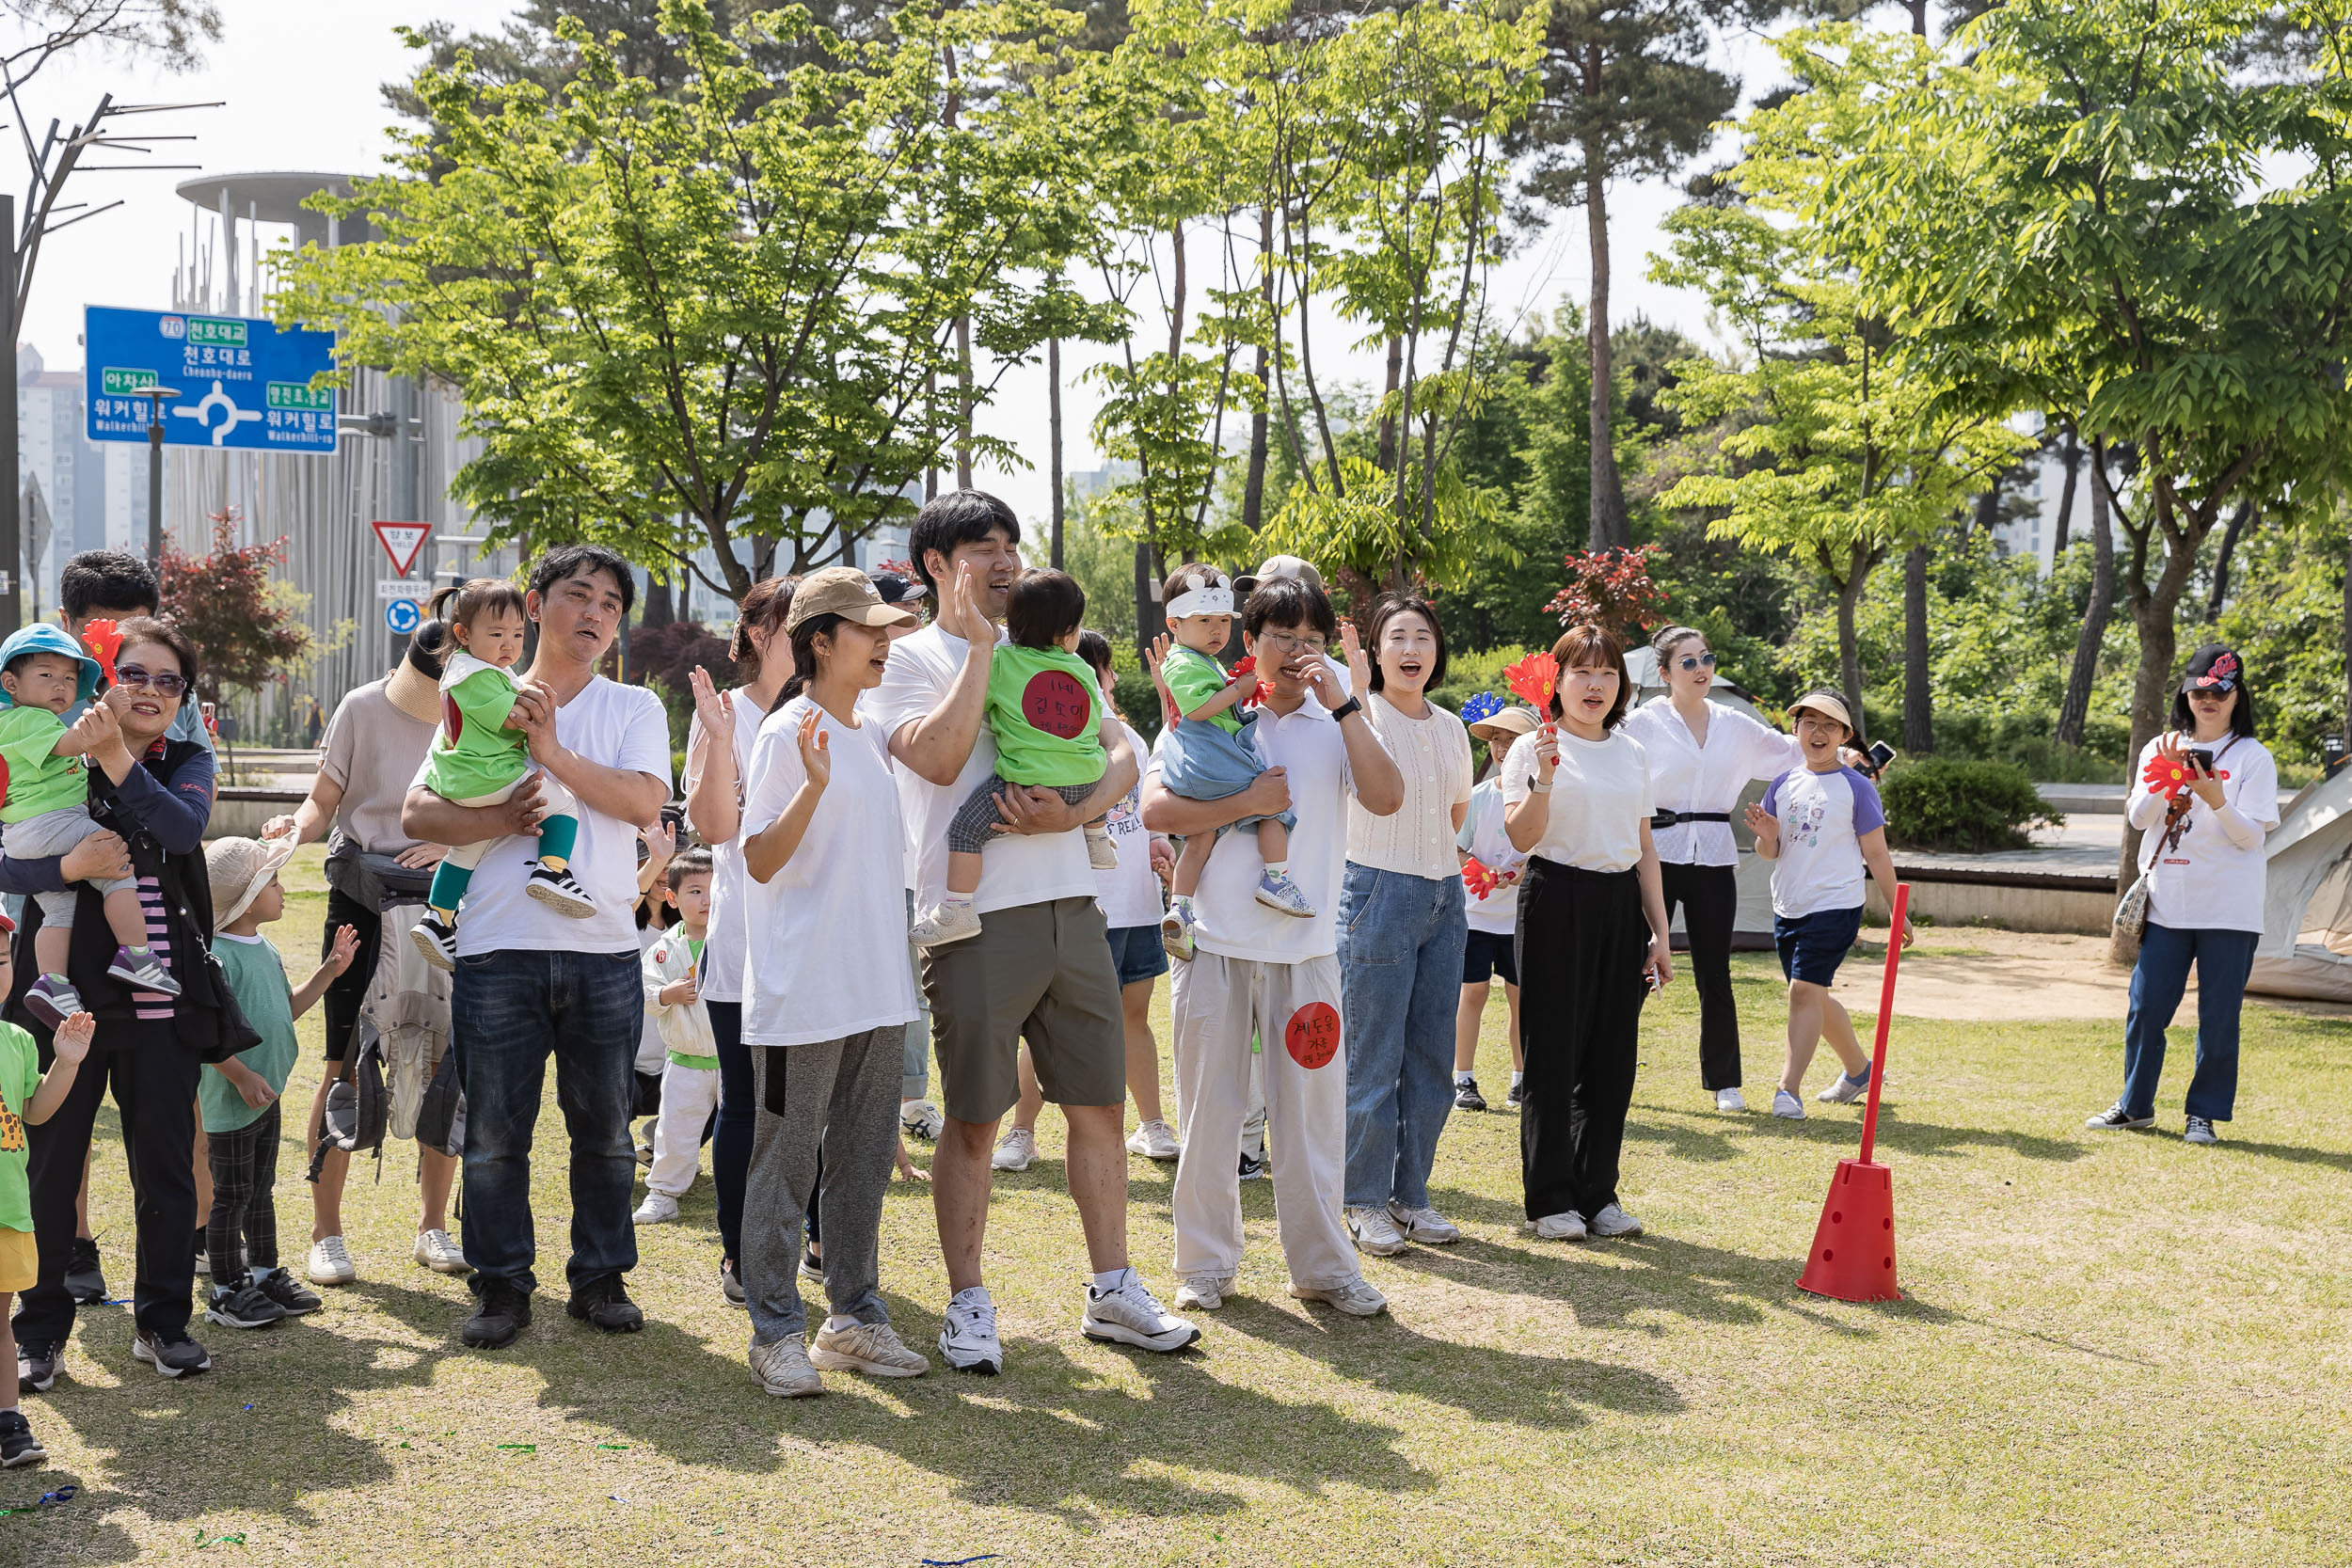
[453,947,643,1298]
[1340,863,1470,1212]
[2122,921,2260,1122]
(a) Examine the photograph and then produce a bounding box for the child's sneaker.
[911,901,982,948]
[1085,827,1119,870]
[1254,869,1316,918]
[255,1269,323,1316]
[411,911,459,972]
[107,946,180,995]
[525,863,596,918]
[1159,900,1196,960]
[0,1409,44,1469]
[1817,1066,1871,1104]
[205,1279,289,1330]
[23,974,83,1031]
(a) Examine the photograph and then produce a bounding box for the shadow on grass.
[1619,1104,2089,1165]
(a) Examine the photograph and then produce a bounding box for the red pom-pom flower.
[81,618,122,685]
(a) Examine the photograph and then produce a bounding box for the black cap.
[867,568,924,607]
[2180,644,2243,695]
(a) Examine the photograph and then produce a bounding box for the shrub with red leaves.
[1544,545,1669,638]
[159,508,312,710]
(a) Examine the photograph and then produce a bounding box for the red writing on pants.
[1022,670,1092,739]
[1285,1002,1340,1069]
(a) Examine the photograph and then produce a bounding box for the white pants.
[644,1060,723,1198]
[442,770,581,872]
[1169,951,1356,1291]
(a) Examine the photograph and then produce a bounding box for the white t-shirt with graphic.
[2128,733,2279,934]
[1759,765,1885,919]
[1455,779,1528,936]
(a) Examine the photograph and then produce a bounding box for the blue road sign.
[84,305,339,453]
[386,598,421,635]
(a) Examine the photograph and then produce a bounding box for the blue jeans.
[1340,863,1469,1211]
[2122,922,2259,1122]
[708,1000,752,1266]
[452,948,643,1296]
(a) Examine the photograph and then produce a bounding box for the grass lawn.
[17,843,2351,1565]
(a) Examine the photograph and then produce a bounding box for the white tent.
[2250,765,2352,1002]
[1622,646,1786,949]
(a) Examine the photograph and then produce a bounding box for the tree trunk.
[2111,463,2210,958]
[1243,208,1273,535]
[1581,82,1628,552]
[1836,545,1870,749]
[641,573,675,631]
[1048,336,1065,570]
[955,313,974,491]
[2052,430,2079,556]
[2054,443,2114,750]
[1133,538,1164,662]
[2204,499,2253,623]
[1376,334,1403,476]
[1902,542,1932,753]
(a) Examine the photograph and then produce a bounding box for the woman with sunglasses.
[3,619,232,1383]
[1618,626,1802,1114]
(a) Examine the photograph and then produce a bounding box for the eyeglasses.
[1675,652,1719,672]
[115,663,187,698]
[1257,631,1327,656]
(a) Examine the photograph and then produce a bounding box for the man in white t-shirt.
[865,490,1199,1372]
[401,546,673,1351]
[1142,576,1403,1316]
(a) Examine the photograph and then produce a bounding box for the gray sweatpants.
[741,1025,906,1345]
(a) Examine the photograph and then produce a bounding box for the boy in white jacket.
[635,849,719,1224]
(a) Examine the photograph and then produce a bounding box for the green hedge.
[1879,757,2063,853]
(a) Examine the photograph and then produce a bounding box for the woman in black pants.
[1503,625,1673,1243]
[1619,626,1800,1114]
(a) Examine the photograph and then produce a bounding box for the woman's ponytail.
[771,613,841,713]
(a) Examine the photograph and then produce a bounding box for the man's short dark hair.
[529,544,634,615]
[60,549,160,618]
[907,490,1020,596]
[1243,577,1338,641]
[1075,628,1113,676]
[1005,568,1086,650]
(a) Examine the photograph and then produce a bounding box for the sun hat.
[1468,705,1540,746]
[786,566,920,634]
[0,624,102,707]
[206,833,298,929]
[1233,554,1324,596]
[1788,690,1854,734]
[2180,644,2243,695]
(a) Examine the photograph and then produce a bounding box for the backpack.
[308,1011,389,1181]
[414,1041,467,1161]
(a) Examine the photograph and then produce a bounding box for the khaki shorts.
[0,1225,34,1293]
[921,896,1123,1125]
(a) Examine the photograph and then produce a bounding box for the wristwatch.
[1330,696,1363,722]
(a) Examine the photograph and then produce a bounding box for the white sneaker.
[1588,1203,1644,1239]
[1289,1275,1389,1316]
[306,1235,356,1286]
[810,1320,930,1379]
[1818,1068,1870,1104]
[1081,1275,1202,1353]
[1534,1212,1588,1241]
[1173,1275,1231,1312]
[910,901,983,948]
[991,1127,1038,1172]
[938,1287,1003,1374]
[900,1101,945,1141]
[1714,1087,1747,1113]
[1253,868,1317,917]
[1159,901,1196,960]
[1345,1205,1409,1258]
[413,1228,469,1275]
[1772,1089,1806,1120]
[1386,1203,1461,1245]
[1125,1119,1180,1161]
[632,1192,680,1225]
[749,1337,823,1398]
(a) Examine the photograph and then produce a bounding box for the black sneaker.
[15,1339,59,1394]
[462,1279,532,1349]
[798,1247,825,1285]
[132,1329,213,1378]
[411,910,459,973]
[2085,1102,2156,1131]
[256,1270,324,1316]
[1505,1080,1527,1109]
[720,1258,747,1308]
[565,1275,644,1334]
[205,1280,289,1331]
[1454,1076,1487,1112]
[1237,1150,1266,1181]
[64,1237,106,1306]
[0,1410,44,1469]
[525,863,596,918]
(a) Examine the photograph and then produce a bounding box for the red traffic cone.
[1796,883,1910,1304]
[1795,1157,1900,1302]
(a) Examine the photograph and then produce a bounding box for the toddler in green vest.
[409,578,592,972]
[911,568,1114,948]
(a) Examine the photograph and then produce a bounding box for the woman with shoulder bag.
[2089,644,2279,1147]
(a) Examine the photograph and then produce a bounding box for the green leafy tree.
[159,507,312,773]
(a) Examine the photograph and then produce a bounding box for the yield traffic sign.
[373,520,431,576]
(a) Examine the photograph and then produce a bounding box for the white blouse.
[1346,692,1474,879]
[1500,727,1653,874]
[1617,697,1800,867]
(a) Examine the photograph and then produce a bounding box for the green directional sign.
[101,367,159,396]
[267,381,335,412]
[186,316,249,348]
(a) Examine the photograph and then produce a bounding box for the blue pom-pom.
[1460,691,1503,724]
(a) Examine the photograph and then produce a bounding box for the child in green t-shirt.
[0,623,182,1025]
[408,578,592,971]
[199,837,358,1331]
[911,568,1114,948]
[0,907,96,1469]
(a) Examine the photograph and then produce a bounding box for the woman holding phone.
[2089,644,2279,1147]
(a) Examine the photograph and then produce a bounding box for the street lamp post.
[135,386,180,564]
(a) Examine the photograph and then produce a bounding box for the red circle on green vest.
[1022,671,1090,739]
[1285,1002,1340,1069]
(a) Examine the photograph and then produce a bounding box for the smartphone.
[2185,748,2214,772]
[1867,740,1897,774]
